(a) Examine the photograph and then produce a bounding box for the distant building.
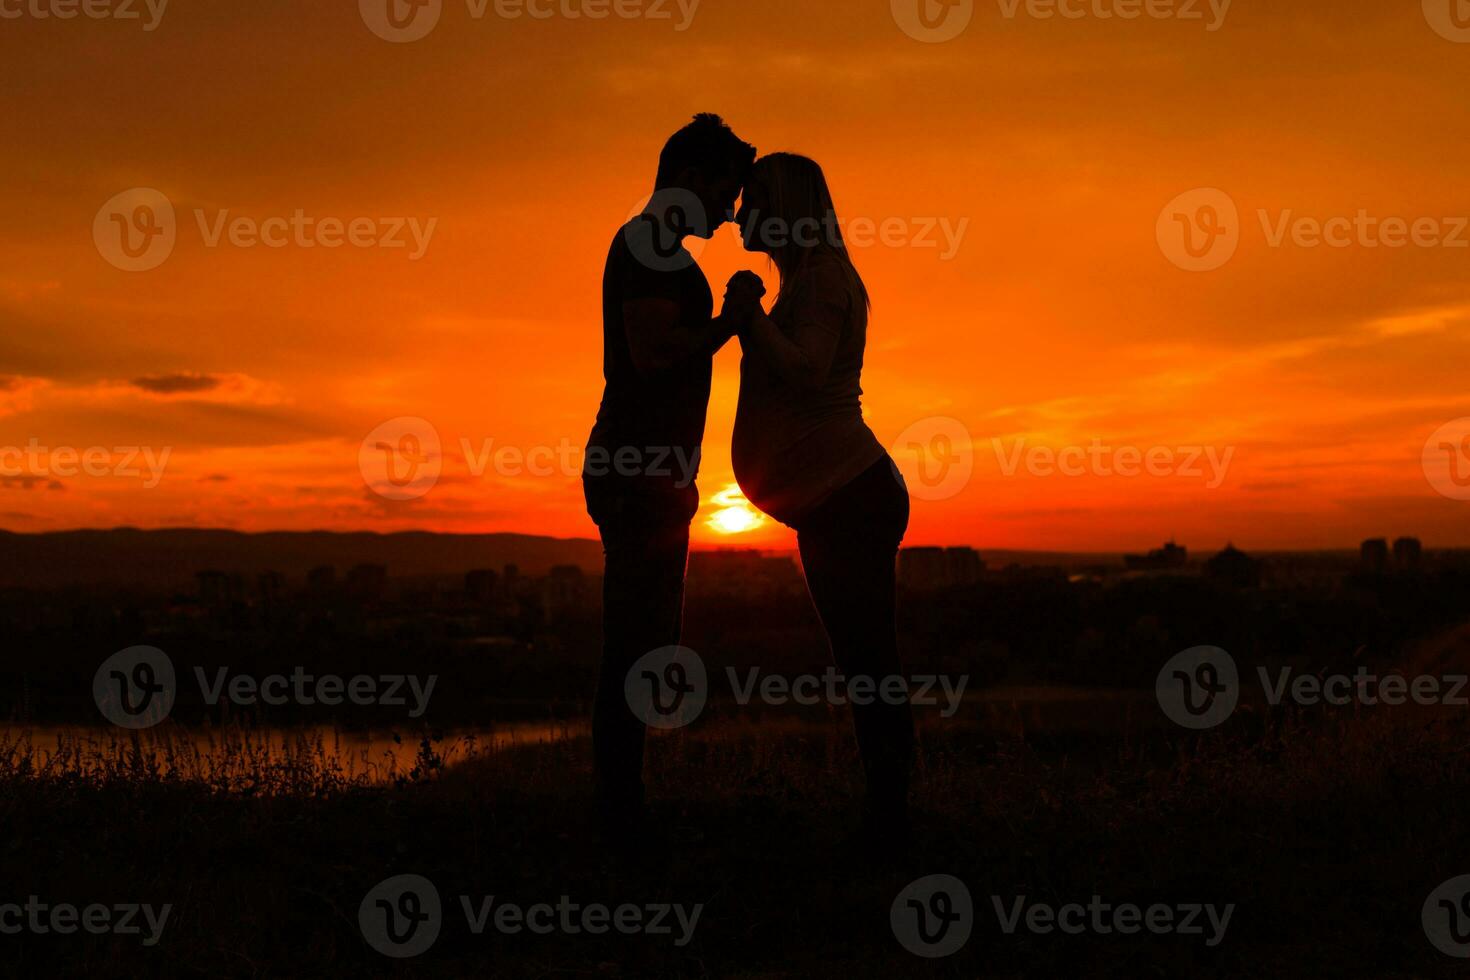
[944,547,985,586]
[465,569,499,603]
[502,564,534,598]
[1205,543,1261,589]
[1394,537,1423,570]
[196,570,242,604]
[687,550,804,598]
[542,564,590,613]
[307,565,337,594]
[257,571,286,602]
[346,563,387,600]
[1360,539,1390,573]
[898,547,985,591]
[1124,541,1188,572]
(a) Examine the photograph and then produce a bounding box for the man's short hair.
[654,113,757,189]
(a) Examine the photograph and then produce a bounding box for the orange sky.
[2,0,1469,550]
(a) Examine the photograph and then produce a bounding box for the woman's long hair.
[749,153,870,316]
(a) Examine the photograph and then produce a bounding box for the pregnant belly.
[733,413,885,525]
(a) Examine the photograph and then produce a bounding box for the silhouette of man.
[584,114,758,842]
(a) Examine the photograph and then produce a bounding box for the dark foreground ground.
[3,711,1469,979]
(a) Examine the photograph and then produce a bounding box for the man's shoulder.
[606,220,638,263]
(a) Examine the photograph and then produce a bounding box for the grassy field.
[2,710,1469,978]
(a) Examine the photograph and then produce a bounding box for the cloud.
[83,373,291,407]
[1,475,64,491]
[0,375,47,417]
[132,373,223,395]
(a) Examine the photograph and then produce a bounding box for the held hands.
[721,270,767,331]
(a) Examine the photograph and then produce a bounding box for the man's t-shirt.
[584,219,715,508]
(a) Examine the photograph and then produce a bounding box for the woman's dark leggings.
[793,455,913,826]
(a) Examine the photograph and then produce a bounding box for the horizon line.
[0,525,1450,555]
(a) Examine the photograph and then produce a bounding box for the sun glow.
[705,484,767,535]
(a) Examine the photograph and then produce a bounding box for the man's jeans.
[585,483,697,826]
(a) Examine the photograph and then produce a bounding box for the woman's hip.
[795,453,910,551]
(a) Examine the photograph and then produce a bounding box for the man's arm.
[623,270,760,376]
[622,299,731,378]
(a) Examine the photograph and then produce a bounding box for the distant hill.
[0,528,603,590]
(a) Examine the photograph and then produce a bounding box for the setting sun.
[705,484,768,535]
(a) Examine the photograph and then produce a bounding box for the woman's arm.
[740,263,848,390]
